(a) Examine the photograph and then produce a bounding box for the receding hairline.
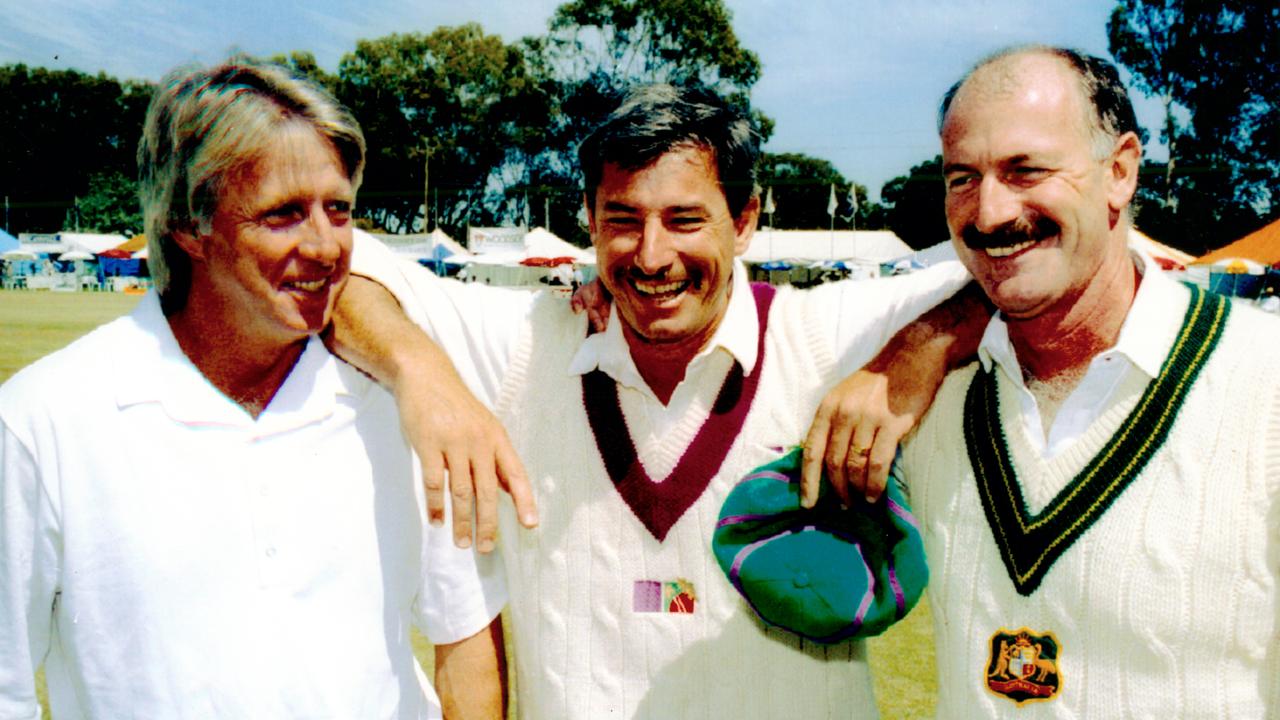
[941,49,1096,140]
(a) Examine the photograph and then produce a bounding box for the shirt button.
[265,547,277,558]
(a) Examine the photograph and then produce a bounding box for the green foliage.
[0,1,890,249]
[758,153,874,230]
[519,0,771,243]
[67,170,142,234]
[547,0,760,90]
[0,65,152,233]
[334,25,555,238]
[880,155,947,251]
[1109,0,1280,254]
[268,51,338,91]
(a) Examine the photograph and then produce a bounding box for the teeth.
[290,279,326,292]
[984,239,1036,258]
[633,280,685,296]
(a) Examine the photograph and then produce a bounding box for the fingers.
[447,454,475,549]
[496,441,538,529]
[863,418,912,504]
[821,408,856,508]
[841,422,877,504]
[587,305,609,334]
[800,414,831,509]
[469,455,499,554]
[421,451,447,528]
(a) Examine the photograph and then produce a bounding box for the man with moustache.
[0,59,505,719]
[856,46,1278,715]
[332,83,980,718]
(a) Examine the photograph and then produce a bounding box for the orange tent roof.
[1192,218,1280,266]
[113,234,147,253]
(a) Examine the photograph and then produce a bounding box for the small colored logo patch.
[985,628,1062,705]
[633,579,697,614]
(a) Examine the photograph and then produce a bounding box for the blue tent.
[0,228,18,253]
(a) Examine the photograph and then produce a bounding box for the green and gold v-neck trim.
[965,284,1230,596]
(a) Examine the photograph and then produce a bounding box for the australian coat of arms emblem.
[985,628,1061,705]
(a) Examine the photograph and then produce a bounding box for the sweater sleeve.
[809,260,972,377]
[348,230,536,407]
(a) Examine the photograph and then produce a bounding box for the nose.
[975,176,1021,234]
[297,204,344,266]
[633,217,675,274]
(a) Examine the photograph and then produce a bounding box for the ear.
[732,194,760,256]
[1106,131,1142,213]
[170,223,207,263]
[583,193,598,239]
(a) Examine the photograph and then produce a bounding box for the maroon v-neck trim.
[582,283,777,542]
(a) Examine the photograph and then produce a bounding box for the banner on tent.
[468,227,526,255]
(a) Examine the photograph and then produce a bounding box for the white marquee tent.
[743,229,911,265]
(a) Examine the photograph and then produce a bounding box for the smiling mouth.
[630,277,691,298]
[284,278,328,293]
[984,239,1037,258]
[962,214,1059,260]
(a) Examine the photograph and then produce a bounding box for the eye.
[1009,167,1049,185]
[326,200,352,223]
[668,215,705,230]
[261,203,304,227]
[603,215,640,228]
[945,173,978,192]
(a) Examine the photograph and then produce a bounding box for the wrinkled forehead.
[942,55,1092,152]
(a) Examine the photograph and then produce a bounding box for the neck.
[1006,250,1139,385]
[167,298,306,419]
[624,309,730,405]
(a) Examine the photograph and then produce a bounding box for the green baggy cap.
[712,446,928,642]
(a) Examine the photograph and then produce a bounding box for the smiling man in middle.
[332,83,977,719]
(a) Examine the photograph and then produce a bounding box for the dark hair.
[578,84,760,218]
[938,45,1138,158]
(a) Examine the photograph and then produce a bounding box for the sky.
[0,0,1166,201]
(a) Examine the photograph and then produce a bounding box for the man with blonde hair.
[0,58,506,719]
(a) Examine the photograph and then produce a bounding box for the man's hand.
[570,278,611,333]
[329,276,538,552]
[390,353,537,552]
[801,282,991,507]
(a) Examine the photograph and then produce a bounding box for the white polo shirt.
[0,293,506,720]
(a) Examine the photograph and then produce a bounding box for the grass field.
[2,289,937,719]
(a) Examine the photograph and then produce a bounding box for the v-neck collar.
[582,283,776,542]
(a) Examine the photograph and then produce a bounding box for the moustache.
[961,214,1060,251]
[622,267,703,288]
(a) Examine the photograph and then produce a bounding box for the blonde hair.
[137,57,365,309]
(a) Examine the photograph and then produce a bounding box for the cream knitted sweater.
[905,286,1280,718]
[493,288,878,720]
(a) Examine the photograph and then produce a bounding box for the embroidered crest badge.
[985,628,1062,705]
[633,579,697,614]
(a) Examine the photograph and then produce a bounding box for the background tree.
[879,155,947,250]
[69,170,143,234]
[758,153,875,230]
[1109,0,1280,255]
[334,25,552,238]
[517,0,768,244]
[0,65,151,234]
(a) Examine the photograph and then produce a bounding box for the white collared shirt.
[0,293,506,720]
[976,249,1184,458]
